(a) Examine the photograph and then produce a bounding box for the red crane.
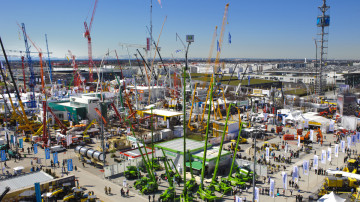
[84,0,99,82]
[68,50,81,87]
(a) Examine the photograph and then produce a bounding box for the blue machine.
[21,23,36,108]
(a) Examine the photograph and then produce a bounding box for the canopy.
[317,191,345,202]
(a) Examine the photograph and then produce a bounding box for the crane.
[19,23,37,108]
[21,56,26,92]
[84,0,99,82]
[68,50,81,87]
[45,34,53,84]
[18,23,46,95]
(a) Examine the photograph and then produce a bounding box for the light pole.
[182,35,193,200]
[252,125,263,202]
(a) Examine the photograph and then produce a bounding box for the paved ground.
[1,121,358,202]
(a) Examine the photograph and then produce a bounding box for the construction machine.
[347,159,360,174]
[235,166,254,182]
[222,122,248,188]
[318,176,359,197]
[124,166,141,180]
[82,119,97,143]
[158,150,176,202]
[63,187,98,202]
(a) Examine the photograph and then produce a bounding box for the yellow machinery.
[318,176,359,197]
[98,136,131,152]
[82,119,97,142]
[188,83,198,131]
[63,187,98,202]
[347,159,360,173]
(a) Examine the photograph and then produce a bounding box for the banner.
[352,135,356,146]
[282,172,287,190]
[335,144,339,157]
[357,132,360,143]
[45,148,50,160]
[303,160,309,175]
[53,152,58,164]
[34,144,38,154]
[341,140,345,153]
[348,136,351,148]
[304,119,309,128]
[35,182,41,202]
[285,143,288,153]
[314,155,319,169]
[270,179,275,198]
[298,136,301,147]
[310,130,314,141]
[321,150,326,164]
[235,196,242,202]
[127,127,130,135]
[67,159,73,171]
[293,166,298,182]
[0,150,6,161]
[329,121,334,132]
[66,135,72,146]
[327,147,332,162]
[266,147,270,161]
[19,138,23,149]
[254,187,259,201]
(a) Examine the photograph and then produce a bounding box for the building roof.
[155,138,211,154]
[120,147,154,159]
[192,146,231,162]
[0,171,54,194]
[143,109,183,118]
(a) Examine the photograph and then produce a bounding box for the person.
[243,196,246,202]
[126,188,129,196]
[153,194,155,202]
[75,166,77,171]
[121,188,124,196]
[108,187,111,194]
[290,189,293,196]
[148,195,151,202]
[27,147,30,154]
[82,162,85,167]
[105,186,108,195]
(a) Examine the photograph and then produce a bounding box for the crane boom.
[47,106,67,135]
[45,34,53,84]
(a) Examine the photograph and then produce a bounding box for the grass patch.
[186,133,205,141]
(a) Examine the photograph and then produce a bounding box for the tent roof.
[317,191,345,202]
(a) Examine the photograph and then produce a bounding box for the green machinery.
[221,122,248,188]
[196,80,233,201]
[159,149,176,202]
[124,166,140,180]
[160,149,181,184]
[235,166,254,182]
[127,118,158,195]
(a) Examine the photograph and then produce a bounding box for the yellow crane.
[82,119,97,142]
[188,83,198,131]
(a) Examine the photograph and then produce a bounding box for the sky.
[0,0,360,60]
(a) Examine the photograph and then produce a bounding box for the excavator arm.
[47,106,67,135]
[94,108,107,125]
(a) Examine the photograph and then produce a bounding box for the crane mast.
[84,0,99,82]
[20,23,36,108]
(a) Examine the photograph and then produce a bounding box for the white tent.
[317,191,345,202]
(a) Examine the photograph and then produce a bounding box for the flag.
[34,144,38,154]
[66,135,72,146]
[310,130,314,141]
[254,187,259,201]
[298,136,301,147]
[285,143,288,153]
[127,127,130,135]
[293,166,298,182]
[348,136,351,148]
[314,155,319,169]
[304,119,309,128]
[357,132,360,143]
[217,40,220,52]
[341,140,345,153]
[269,179,275,198]
[1,150,6,161]
[53,152,58,164]
[19,138,23,149]
[228,32,231,44]
[266,147,270,161]
[45,148,50,160]
[35,182,41,202]
[157,0,162,8]
[352,135,356,146]
[67,159,73,171]
[327,147,332,162]
[248,75,251,86]
[303,160,309,175]
[335,144,339,157]
[282,172,287,190]
[235,196,242,202]
[321,150,326,164]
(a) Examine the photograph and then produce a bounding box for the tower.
[316,0,330,95]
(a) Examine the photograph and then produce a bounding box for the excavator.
[316,128,323,145]
[158,149,177,202]
[319,106,336,119]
